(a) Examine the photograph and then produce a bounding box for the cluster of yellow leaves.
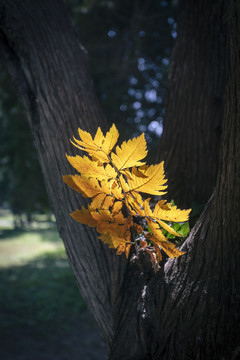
[63,124,191,271]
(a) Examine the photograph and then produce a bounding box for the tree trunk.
[0,0,239,359]
[0,0,119,349]
[158,0,227,208]
[154,1,240,357]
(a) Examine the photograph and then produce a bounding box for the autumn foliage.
[63,124,191,271]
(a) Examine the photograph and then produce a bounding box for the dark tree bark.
[0,0,239,359]
[159,0,227,208]
[0,0,118,348]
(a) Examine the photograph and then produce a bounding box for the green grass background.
[0,211,86,338]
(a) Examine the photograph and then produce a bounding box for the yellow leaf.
[113,211,126,224]
[66,155,117,180]
[76,128,98,149]
[125,162,168,196]
[63,175,112,198]
[143,198,181,237]
[97,215,132,258]
[147,220,168,242]
[101,123,119,154]
[91,209,113,222]
[153,201,191,222]
[119,175,129,192]
[71,140,109,163]
[99,232,129,249]
[125,192,144,216]
[155,200,171,210]
[157,219,181,237]
[116,243,131,258]
[101,195,116,210]
[111,133,147,170]
[62,175,83,194]
[99,232,119,248]
[142,198,153,218]
[132,166,148,178]
[152,237,186,259]
[99,232,132,258]
[111,180,124,199]
[87,208,131,238]
[88,194,116,212]
[112,201,123,214]
[63,124,191,265]
[93,127,104,147]
[101,179,115,195]
[70,207,98,227]
[89,194,108,210]
[120,169,133,180]
[70,124,119,163]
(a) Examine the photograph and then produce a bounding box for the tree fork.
[0,0,239,359]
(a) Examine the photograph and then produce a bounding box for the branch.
[0,29,35,123]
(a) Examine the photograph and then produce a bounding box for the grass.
[0,211,86,339]
[0,227,64,266]
[0,250,86,338]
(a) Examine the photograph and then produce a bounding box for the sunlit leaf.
[70,124,119,163]
[101,123,119,155]
[63,174,112,198]
[70,207,98,227]
[111,133,147,170]
[146,220,168,242]
[125,192,144,216]
[152,237,186,259]
[125,162,168,196]
[153,201,191,222]
[89,194,115,210]
[112,200,123,214]
[144,198,190,237]
[63,123,191,270]
[66,155,117,180]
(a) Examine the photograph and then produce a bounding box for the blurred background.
[0,0,179,358]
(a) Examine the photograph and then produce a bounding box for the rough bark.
[153,1,240,358]
[0,1,154,357]
[158,0,227,208]
[0,0,240,359]
[0,0,118,349]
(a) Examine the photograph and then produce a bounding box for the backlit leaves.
[63,124,191,271]
[71,123,119,163]
[120,163,167,196]
[66,155,117,180]
[111,133,147,170]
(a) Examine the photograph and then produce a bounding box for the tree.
[158,0,227,209]
[0,0,239,359]
[0,0,177,218]
[0,0,178,218]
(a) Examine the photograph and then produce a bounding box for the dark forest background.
[0,0,179,223]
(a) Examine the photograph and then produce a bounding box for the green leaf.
[177,222,190,238]
[173,222,181,231]
[166,232,176,239]
[162,229,167,236]
[147,224,153,234]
